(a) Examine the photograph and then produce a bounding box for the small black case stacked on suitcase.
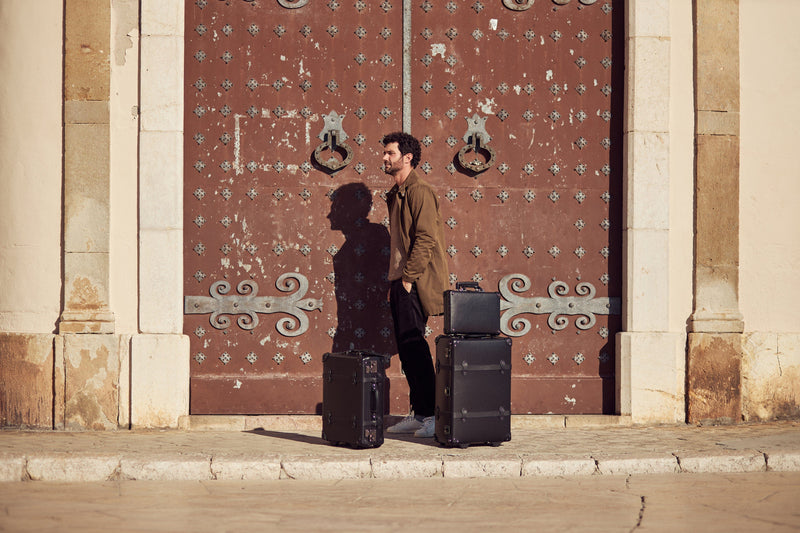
[321,351,388,448]
[436,282,512,448]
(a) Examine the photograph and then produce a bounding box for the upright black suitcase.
[321,351,387,448]
[443,282,501,336]
[434,335,512,448]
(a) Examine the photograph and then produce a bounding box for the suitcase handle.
[370,383,379,421]
[455,281,482,292]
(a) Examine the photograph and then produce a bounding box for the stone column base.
[0,332,189,430]
[616,331,686,424]
[687,332,742,425]
[130,334,190,429]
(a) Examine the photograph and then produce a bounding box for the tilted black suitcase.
[434,335,512,448]
[322,351,388,448]
[443,282,501,336]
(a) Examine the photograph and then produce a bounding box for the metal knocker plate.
[503,0,535,10]
[457,114,496,173]
[313,111,354,172]
[277,0,309,8]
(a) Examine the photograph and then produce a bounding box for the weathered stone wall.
[0,334,55,428]
[739,0,800,421]
[0,2,63,333]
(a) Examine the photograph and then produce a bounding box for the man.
[381,132,449,438]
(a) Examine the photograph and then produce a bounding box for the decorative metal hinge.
[498,274,620,336]
[313,111,354,172]
[457,114,496,173]
[184,274,323,337]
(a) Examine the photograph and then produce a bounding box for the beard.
[383,160,401,175]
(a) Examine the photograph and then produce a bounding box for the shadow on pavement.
[246,429,329,447]
[246,428,443,449]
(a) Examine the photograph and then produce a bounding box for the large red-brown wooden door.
[184,0,622,415]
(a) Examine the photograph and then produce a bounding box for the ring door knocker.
[457,114,496,173]
[503,0,597,9]
[313,111,354,172]
[277,0,309,8]
[502,0,534,10]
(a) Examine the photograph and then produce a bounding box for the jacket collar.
[394,169,420,197]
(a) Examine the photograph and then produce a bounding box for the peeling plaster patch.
[430,43,447,58]
[564,396,577,406]
[112,0,137,66]
[67,277,103,310]
[546,70,554,81]
[489,19,498,31]
[479,98,497,114]
[233,380,242,389]
[234,115,244,174]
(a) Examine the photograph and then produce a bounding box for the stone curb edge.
[1,451,799,482]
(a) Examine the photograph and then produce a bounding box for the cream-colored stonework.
[62,334,129,430]
[110,0,141,335]
[0,2,63,335]
[130,335,189,428]
[738,0,800,419]
[615,0,684,423]
[742,333,800,421]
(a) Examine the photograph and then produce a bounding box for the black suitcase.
[321,351,388,448]
[443,282,501,336]
[434,335,512,448]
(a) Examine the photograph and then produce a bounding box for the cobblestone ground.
[1,472,799,532]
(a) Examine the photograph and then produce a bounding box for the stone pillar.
[132,0,190,428]
[57,0,131,430]
[687,0,744,424]
[0,2,63,428]
[60,0,115,334]
[616,0,685,424]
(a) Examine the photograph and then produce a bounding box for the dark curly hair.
[381,131,421,168]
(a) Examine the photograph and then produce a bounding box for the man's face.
[382,142,411,176]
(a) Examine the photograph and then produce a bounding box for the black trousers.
[389,279,435,417]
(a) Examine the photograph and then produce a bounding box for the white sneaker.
[386,414,423,434]
[413,416,435,438]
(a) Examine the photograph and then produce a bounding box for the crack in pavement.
[629,495,646,532]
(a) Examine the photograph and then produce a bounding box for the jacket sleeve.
[402,184,440,284]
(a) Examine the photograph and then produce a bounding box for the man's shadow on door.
[326,182,396,357]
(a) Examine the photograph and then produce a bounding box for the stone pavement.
[1,419,799,482]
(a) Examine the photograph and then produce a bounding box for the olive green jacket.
[386,170,449,317]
